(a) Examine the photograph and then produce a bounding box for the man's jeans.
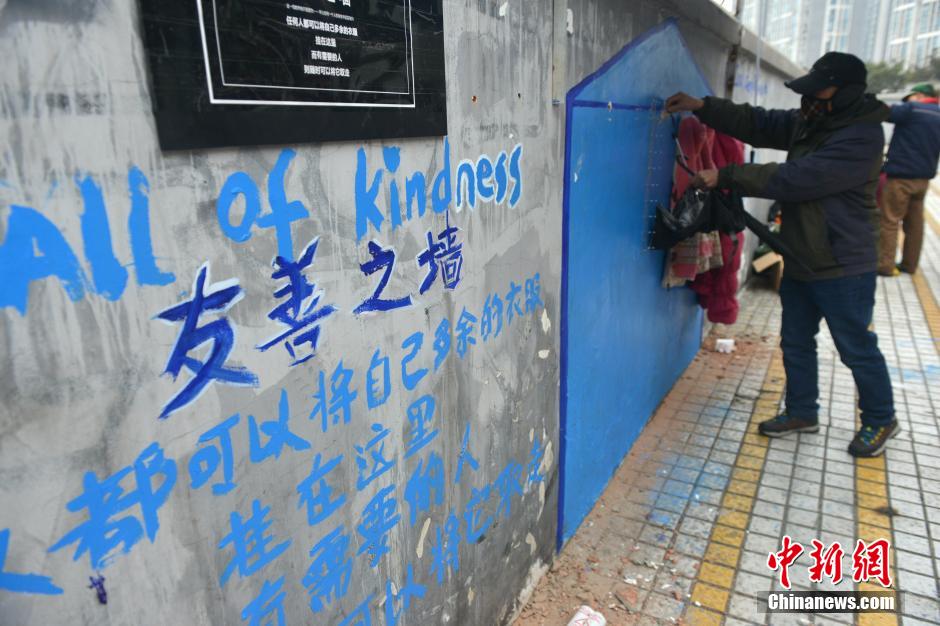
[779,272,894,427]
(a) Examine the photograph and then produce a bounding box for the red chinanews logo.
[767,536,892,589]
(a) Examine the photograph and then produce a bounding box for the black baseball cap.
[785,52,867,95]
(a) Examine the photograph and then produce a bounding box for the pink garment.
[663,232,723,288]
[664,117,721,287]
[690,132,746,324]
[671,117,715,205]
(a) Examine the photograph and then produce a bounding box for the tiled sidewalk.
[516,206,940,625]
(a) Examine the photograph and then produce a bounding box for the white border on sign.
[196,0,417,107]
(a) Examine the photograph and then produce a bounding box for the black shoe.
[758,414,820,438]
[896,264,914,275]
[848,420,901,458]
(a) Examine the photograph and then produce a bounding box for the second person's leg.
[900,179,927,274]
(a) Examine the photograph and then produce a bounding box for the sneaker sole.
[850,423,902,458]
[760,425,820,438]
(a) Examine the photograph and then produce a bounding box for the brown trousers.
[878,177,928,274]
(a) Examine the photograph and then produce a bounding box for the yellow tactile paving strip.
[916,209,940,341]
[855,451,899,626]
[685,352,785,626]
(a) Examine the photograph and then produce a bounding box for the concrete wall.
[0,1,798,624]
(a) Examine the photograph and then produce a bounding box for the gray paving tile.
[685,502,719,523]
[678,516,712,540]
[890,485,925,505]
[639,525,673,549]
[895,531,932,554]
[752,500,785,519]
[898,569,939,598]
[673,534,707,559]
[743,532,778,555]
[760,470,791,490]
[654,493,688,515]
[662,479,694,499]
[728,592,764,619]
[697,472,729,491]
[786,507,820,529]
[702,461,733,477]
[642,591,685,621]
[823,473,854,490]
[692,486,723,506]
[783,523,818,541]
[645,509,680,529]
[825,459,854,477]
[749,515,782,538]
[739,550,770,575]
[789,493,820,512]
[821,499,854,521]
[896,551,936,577]
[668,465,700,484]
[900,591,940,622]
[733,570,773,598]
[893,516,928,536]
[824,484,856,505]
[757,485,788,505]
[900,617,940,626]
[795,457,826,475]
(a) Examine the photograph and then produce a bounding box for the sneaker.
[878,267,900,277]
[848,420,900,458]
[758,413,819,438]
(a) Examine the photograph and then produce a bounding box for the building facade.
[736,0,940,69]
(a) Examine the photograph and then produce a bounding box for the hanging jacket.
[691,133,745,324]
[663,116,721,287]
[671,115,715,203]
[694,94,890,281]
[884,99,940,179]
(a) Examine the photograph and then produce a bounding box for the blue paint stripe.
[557,88,574,552]
[571,100,662,112]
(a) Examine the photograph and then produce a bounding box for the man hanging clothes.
[665,52,898,458]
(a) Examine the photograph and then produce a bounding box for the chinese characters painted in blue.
[155,264,258,418]
[219,499,291,587]
[354,241,412,314]
[417,213,464,294]
[0,529,62,595]
[49,443,177,570]
[257,238,337,366]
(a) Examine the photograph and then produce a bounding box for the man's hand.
[692,169,719,189]
[665,92,704,114]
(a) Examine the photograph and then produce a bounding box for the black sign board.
[138,0,447,150]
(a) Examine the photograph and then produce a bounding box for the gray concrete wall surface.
[0,1,796,625]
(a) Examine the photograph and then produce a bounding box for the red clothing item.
[691,230,744,323]
[690,132,746,324]
[672,116,715,205]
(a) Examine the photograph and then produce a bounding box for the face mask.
[801,84,867,120]
[801,95,831,120]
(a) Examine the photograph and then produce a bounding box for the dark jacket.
[884,100,940,179]
[695,95,889,281]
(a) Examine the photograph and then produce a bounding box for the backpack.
[650,187,745,250]
[651,185,815,276]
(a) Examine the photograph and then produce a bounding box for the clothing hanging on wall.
[663,116,723,288]
[690,131,746,324]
